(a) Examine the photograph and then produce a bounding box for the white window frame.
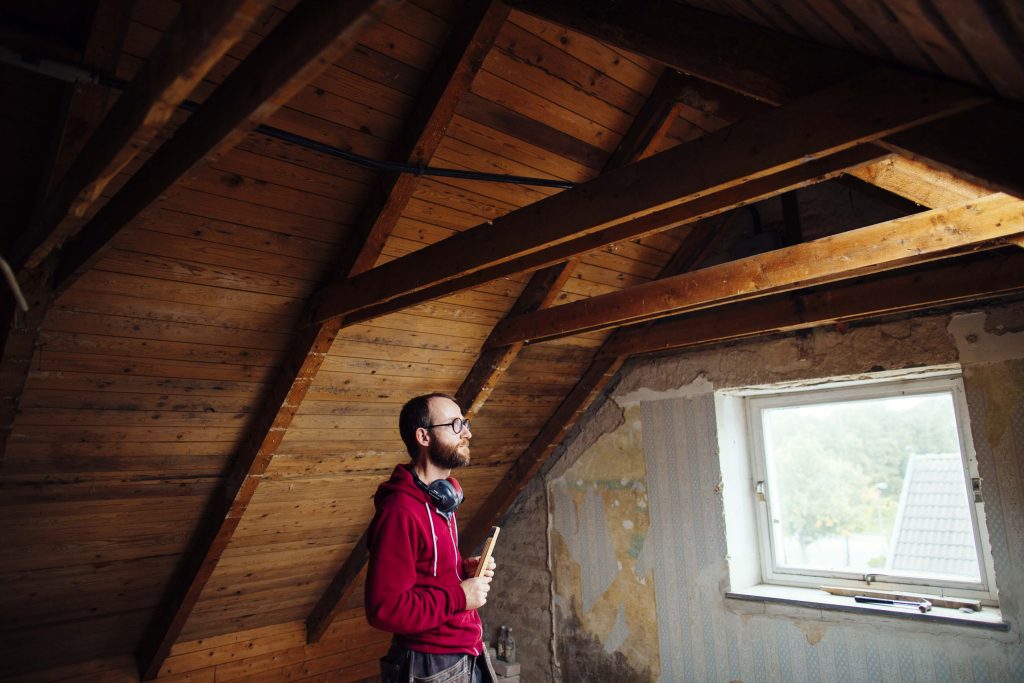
[742,371,999,604]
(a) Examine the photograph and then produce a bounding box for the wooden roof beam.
[484,195,1024,346]
[8,0,273,275]
[311,68,981,326]
[51,0,397,299]
[504,0,1022,198]
[599,251,1024,358]
[132,1,397,678]
[302,1,511,645]
[456,67,690,416]
[458,204,737,551]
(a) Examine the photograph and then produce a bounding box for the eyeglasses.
[426,418,471,434]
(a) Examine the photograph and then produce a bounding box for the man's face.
[426,397,471,470]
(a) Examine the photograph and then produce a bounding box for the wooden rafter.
[504,0,1021,198]
[310,68,980,326]
[598,251,1024,358]
[336,146,886,327]
[456,67,689,417]
[51,0,397,299]
[484,195,1024,346]
[300,0,512,645]
[459,204,738,551]
[133,1,397,678]
[7,0,273,275]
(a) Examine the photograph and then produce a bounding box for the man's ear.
[415,426,431,448]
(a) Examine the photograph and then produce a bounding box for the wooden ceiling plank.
[8,0,273,274]
[299,1,512,645]
[505,0,1018,199]
[338,0,512,277]
[311,68,981,325]
[503,0,869,105]
[599,251,1024,358]
[51,0,398,298]
[483,195,1024,346]
[132,2,398,678]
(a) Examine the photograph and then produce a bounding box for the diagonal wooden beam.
[458,208,739,551]
[133,1,398,678]
[299,1,512,645]
[483,195,1024,346]
[504,0,1022,198]
[337,146,887,327]
[52,0,397,299]
[598,250,1024,358]
[310,68,982,326]
[8,0,273,275]
[455,68,689,416]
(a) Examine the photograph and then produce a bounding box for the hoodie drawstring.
[425,502,438,577]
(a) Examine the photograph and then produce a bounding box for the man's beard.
[428,437,470,470]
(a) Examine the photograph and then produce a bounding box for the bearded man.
[366,393,498,683]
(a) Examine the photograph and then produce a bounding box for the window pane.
[760,391,981,582]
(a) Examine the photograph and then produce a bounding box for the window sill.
[725,584,1009,632]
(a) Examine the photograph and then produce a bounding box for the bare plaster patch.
[797,620,828,646]
[547,398,624,482]
[614,374,715,407]
[949,312,1024,364]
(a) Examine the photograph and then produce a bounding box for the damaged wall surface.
[485,299,1024,682]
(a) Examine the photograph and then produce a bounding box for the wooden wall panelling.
[102,2,402,677]
[147,0,508,649]
[50,0,397,297]
[9,0,273,274]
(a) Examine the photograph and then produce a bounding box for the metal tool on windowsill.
[854,595,932,612]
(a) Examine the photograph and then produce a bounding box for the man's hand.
[461,575,491,610]
[465,554,496,578]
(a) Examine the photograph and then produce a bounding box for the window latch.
[755,481,766,501]
[972,477,982,503]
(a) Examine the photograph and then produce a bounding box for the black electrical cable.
[91,73,578,190]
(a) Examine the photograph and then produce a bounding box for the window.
[727,370,998,605]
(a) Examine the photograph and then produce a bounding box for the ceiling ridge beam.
[50,0,397,300]
[8,0,274,275]
[312,66,979,326]
[483,194,1024,346]
[292,1,512,645]
[132,1,398,678]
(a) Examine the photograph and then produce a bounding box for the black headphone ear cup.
[427,479,463,514]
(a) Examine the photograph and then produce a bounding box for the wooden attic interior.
[0,0,1022,680]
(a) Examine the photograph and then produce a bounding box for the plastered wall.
[483,299,1024,682]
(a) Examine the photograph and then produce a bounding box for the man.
[366,392,498,683]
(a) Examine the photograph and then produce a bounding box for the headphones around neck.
[408,466,464,515]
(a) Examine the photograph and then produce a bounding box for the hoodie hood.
[374,464,428,510]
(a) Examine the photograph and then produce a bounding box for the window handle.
[755,481,766,502]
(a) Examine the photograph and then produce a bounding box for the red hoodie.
[365,465,484,655]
